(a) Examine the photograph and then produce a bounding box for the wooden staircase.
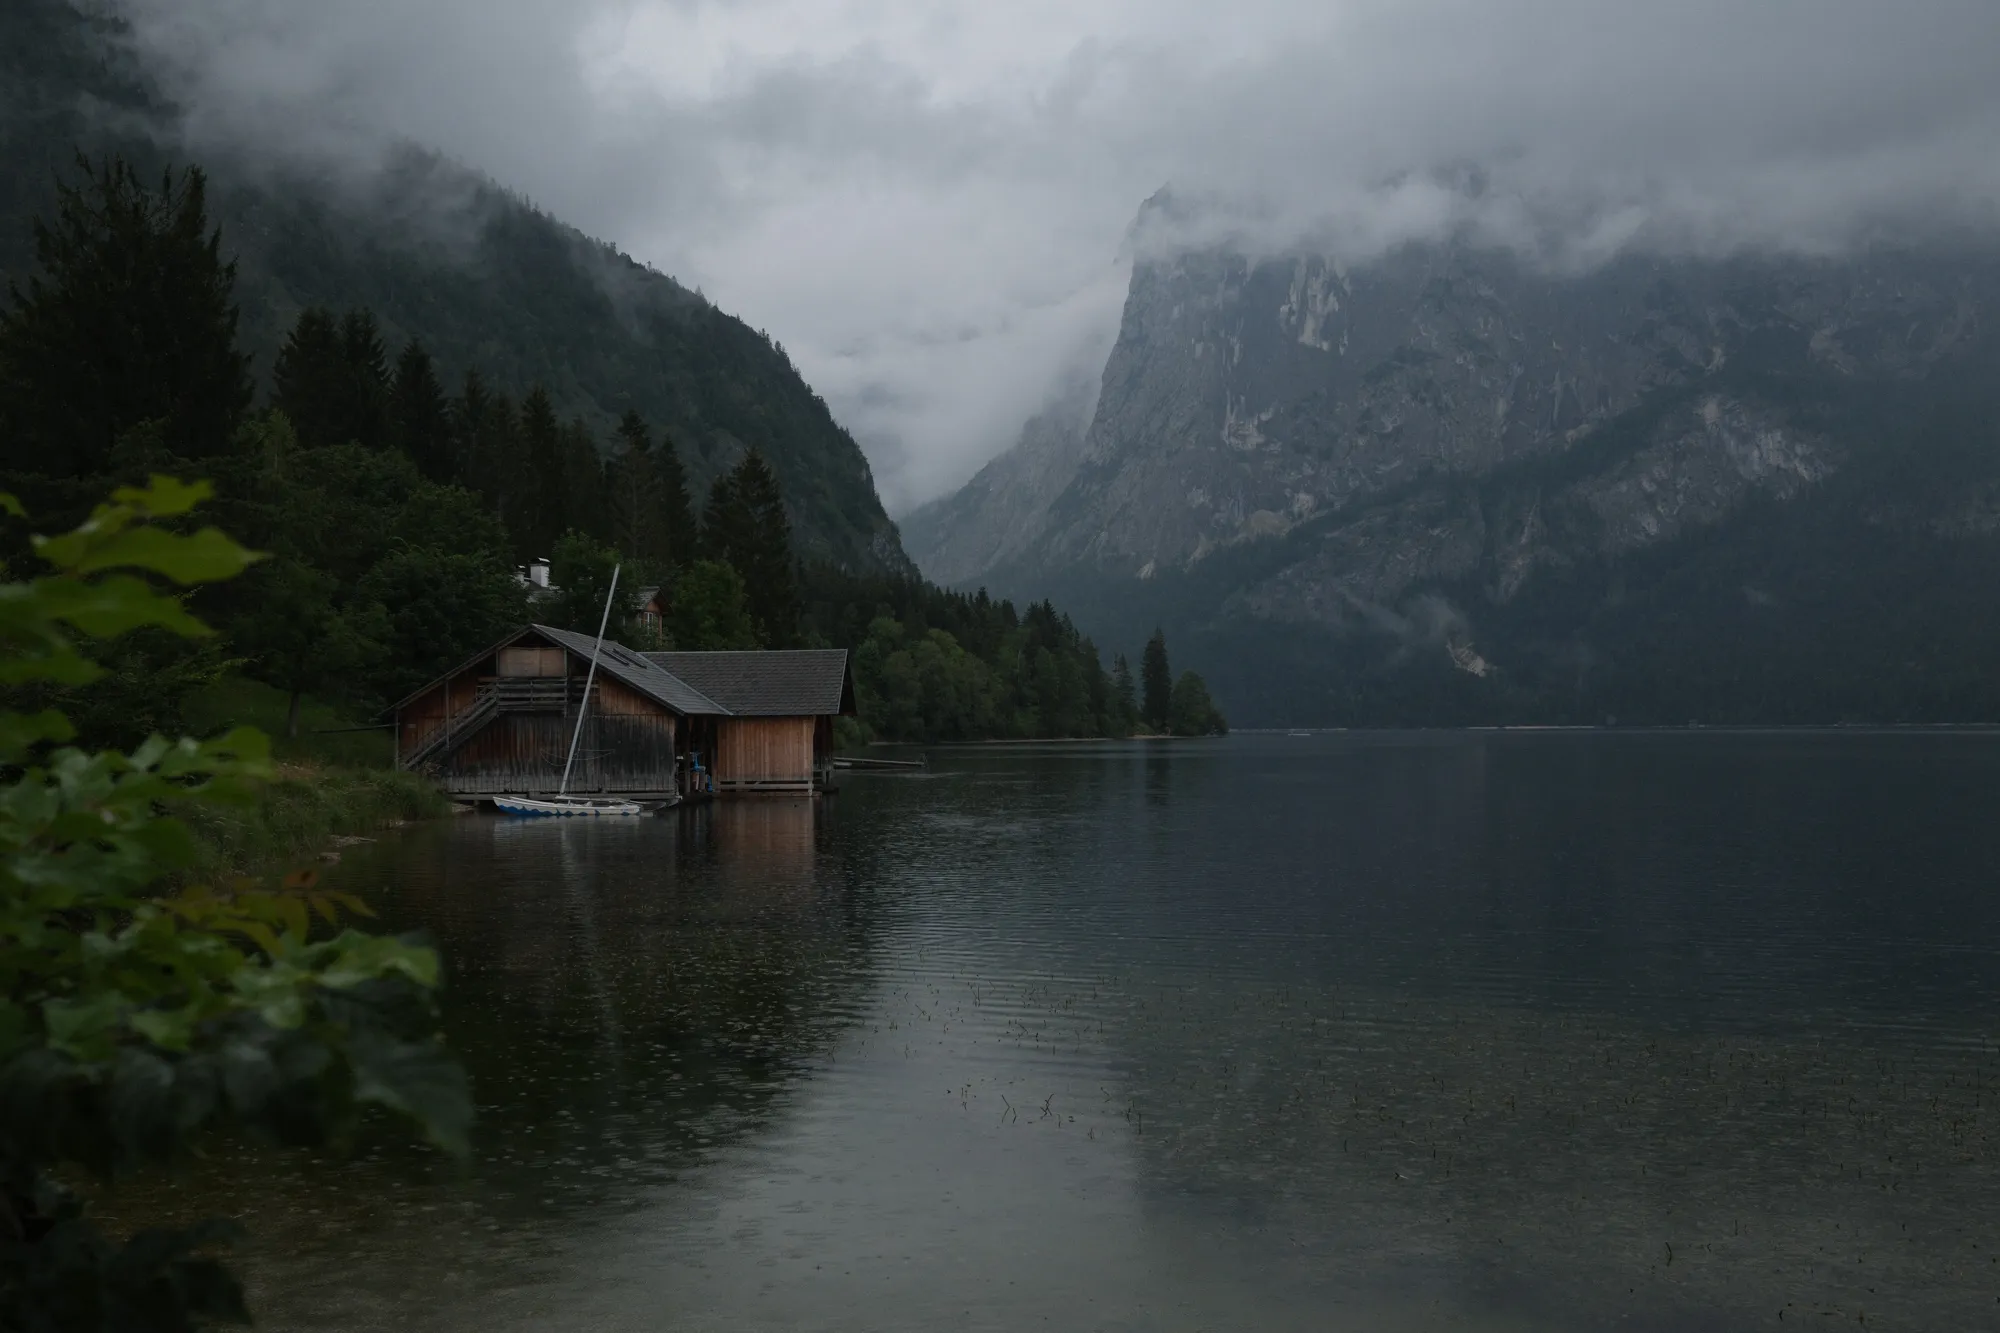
[399,677,595,772]
[400,685,500,771]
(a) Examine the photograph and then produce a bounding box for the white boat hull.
[493,795,649,817]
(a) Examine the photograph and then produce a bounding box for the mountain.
[907,192,2000,726]
[0,0,910,573]
[896,371,1093,587]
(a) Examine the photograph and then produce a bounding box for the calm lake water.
[136,733,2000,1330]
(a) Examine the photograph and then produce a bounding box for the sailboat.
[494,564,656,817]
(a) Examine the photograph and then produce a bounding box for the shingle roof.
[643,649,853,717]
[536,625,731,715]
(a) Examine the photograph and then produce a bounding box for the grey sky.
[117,0,2000,512]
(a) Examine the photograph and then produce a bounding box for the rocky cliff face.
[1035,238,1985,577]
[895,374,1092,587]
[905,200,2000,723]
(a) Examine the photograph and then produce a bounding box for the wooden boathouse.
[646,650,855,793]
[391,627,851,800]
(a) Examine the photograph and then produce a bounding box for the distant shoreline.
[873,723,2000,747]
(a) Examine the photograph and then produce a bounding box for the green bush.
[0,479,467,1330]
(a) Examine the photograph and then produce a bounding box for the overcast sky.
[118,0,2000,512]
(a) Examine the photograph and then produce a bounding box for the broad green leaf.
[21,575,211,638]
[62,525,262,585]
[129,1004,201,1052]
[276,895,309,944]
[126,817,200,871]
[0,643,103,686]
[44,992,129,1060]
[316,934,440,990]
[0,709,76,758]
[109,475,213,519]
[228,920,283,960]
[348,1031,472,1157]
[325,890,376,920]
[252,988,306,1031]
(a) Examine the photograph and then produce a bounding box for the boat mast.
[559,563,621,796]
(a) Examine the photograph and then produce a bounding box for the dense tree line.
[0,151,1226,744]
[0,155,788,738]
[799,569,1226,742]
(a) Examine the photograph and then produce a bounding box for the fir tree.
[452,370,524,523]
[334,309,391,449]
[0,154,251,484]
[272,308,344,448]
[273,306,390,450]
[516,385,566,562]
[702,464,749,581]
[655,427,698,567]
[561,415,607,543]
[389,338,453,481]
[1141,628,1172,733]
[608,410,661,562]
[451,368,491,477]
[1111,653,1139,735]
[706,450,798,647]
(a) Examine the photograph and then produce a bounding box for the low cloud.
[111,0,2000,511]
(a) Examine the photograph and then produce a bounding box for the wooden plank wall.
[417,674,678,795]
[497,646,565,677]
[713,717,815,788]
[398,659,491,760]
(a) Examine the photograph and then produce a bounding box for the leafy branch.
[0,477,468,1330]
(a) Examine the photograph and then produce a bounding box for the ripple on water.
[103,734,2000,1331]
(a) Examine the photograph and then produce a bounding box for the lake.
[148,733,2000,1330]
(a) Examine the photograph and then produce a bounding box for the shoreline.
[858,722,2000,751]
[181,762,454,880]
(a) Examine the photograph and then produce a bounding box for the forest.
[1,0,905,573]
[0,154,1225,745]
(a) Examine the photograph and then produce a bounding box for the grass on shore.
[176,677,453,877]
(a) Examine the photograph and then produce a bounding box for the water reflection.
[105,736,2000,1331]
[101,799,875,1330]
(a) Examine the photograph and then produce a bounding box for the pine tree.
[453,374,528,543]
[1111,653,1139,735]
[655,427,698,568]
[334,309,390,449]
[0,155,251,484]
[702,464,750,566]
[272,308,344,448]
[608,410,661,562]
[516,386,566,562]
[451,368,491,477]
[1141,629,1172,733]
[388,339,453,481]
[273,306,390,450]
[717,450,798,647]
[1082,637,1110,733]
[561,415,607,543]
